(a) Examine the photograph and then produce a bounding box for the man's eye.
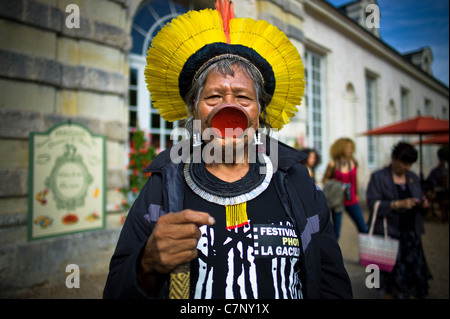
[236,95,253,106]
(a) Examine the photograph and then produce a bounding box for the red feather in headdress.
[215,0,235,44]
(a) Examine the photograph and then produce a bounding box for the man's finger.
[158,237,200,255]
[162,210,215,227]
[156,223,202,241]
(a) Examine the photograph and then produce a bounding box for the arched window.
[129,0,190,150]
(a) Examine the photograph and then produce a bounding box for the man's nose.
[222,94,236,104]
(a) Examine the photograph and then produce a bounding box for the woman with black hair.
[300,148,321,182]
[366,142,432,298]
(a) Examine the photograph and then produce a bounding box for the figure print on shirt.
[193,219,302,299]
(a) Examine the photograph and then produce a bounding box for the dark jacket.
[103,140,352,299]
[366,165,426,238]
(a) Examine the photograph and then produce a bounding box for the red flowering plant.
[119,127,156,212]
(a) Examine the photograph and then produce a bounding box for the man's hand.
[420,196,430,209]
[140,209,215,275]
[397,197,425,210]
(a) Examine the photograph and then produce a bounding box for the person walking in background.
[424,146,449,223]
[322,137,367,239]
[366,142,432,299]
[300,148,321,182]
[426,147,449,191]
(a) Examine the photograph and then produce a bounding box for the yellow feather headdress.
[145,0,305,130]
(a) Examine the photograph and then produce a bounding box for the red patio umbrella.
[362,115,449,136]
[414,133,449,145]
[360,115,450,180]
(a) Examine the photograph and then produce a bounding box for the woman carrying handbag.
[323,137,367,239]
[366,142,432,299]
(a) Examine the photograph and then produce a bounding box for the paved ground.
[340,207,449,299]
[16,205,449,299]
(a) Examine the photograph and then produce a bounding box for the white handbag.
[358,200,399,272]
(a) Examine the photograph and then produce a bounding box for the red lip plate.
[211,107,249,137]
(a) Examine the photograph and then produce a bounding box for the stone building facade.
[299,0,449,189]
[0,0,448,297]
[0,0,133,296]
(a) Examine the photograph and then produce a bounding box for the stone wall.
[0,0,136,297]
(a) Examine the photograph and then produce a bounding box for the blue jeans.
[331,203,368,239]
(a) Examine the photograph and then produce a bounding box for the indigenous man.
[104,0,352,299]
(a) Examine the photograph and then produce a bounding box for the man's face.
[391,158,412,175]
[193,64,260,151]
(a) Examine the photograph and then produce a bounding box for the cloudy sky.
[326,0,449,86]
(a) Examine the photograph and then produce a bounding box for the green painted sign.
[28,122,106,240]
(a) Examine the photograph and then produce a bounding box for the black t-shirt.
[185,161,303,299]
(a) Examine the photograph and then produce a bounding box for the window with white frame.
[129,0,190,150]
[365,74,377,166]
[304,50,325,167]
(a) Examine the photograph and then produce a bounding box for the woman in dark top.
[366,142,432,299]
